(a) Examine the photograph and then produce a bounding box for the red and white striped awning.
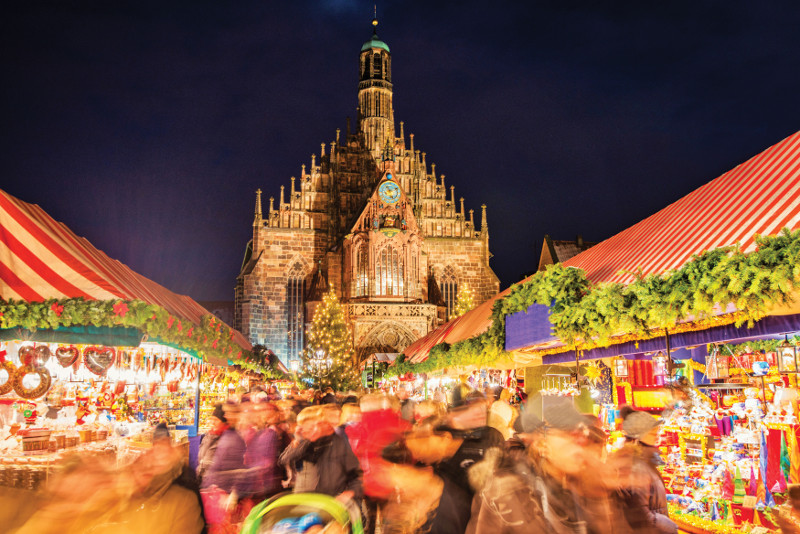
[0,189,251,351]
[404,130,800,364]
[564,131,800,283]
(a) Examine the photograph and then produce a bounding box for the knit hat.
[212,403,227,423]
[622,410,662,439]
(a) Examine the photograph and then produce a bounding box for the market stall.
[0,188,268,488]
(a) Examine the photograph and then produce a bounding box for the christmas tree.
[300,287,360,391]
[451,283,475,320]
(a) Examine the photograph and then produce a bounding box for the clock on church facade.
[234,19,500,369]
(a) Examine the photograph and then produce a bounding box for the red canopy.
[564,131,800,283]
[0,188,251,352]
[405,130,800,363]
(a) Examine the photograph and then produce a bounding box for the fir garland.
[0,298,271,373]
[393,228,800,375]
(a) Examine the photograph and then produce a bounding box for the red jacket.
[346,409,410,498]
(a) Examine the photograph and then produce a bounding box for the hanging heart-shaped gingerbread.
[83,346,116,376]
[17,346,35,366]
[55,345,80,367]
[34,345,52,366]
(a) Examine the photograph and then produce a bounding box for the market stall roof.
[404,289,510,363]
[562,131,800,284]
[506,130,800,356]
[406,130,800,365]
[0,188,251,352]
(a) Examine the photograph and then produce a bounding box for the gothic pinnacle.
[280,185,285,206]
[481,204,488,231]
[460,197,465,217]
[321,143,326,157]
[269,196,274,214]
[254,188,263,225]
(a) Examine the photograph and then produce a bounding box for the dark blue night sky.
[2,1,799,300]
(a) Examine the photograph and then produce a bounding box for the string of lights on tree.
[299,287,360,391]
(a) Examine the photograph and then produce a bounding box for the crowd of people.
[189,382,682,534]
[2,382,686,534]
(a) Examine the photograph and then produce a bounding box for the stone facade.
[235,21,500,368]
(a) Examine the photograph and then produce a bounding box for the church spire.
[358,9,393,157]
[254,188,262,226]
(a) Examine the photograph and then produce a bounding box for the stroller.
[240,492,364,534]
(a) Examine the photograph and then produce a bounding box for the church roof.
[361,37,390,53]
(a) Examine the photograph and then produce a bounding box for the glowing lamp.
[705,345,729,380]
[614,357,629,377]
[778,335,798,374]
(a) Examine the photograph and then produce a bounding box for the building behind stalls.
[235,19,500,369]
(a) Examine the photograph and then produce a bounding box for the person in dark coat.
[434,386,504,494]
[279,405,363,503]
[609,410,677,533]
[196,404,229,482]
[200,403,248,494]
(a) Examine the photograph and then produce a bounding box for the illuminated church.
[235,19,500,369]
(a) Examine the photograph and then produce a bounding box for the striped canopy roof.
[404,130,800,363]
[0,188,251,351]
[564,131,800,283]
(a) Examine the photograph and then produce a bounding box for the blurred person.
[414,398,446,423]
[267,384,283,401]
[12,425,203,534]
[775,484,800,533]
[340,402,362,427]
[434,386,504,493]
[201,402,248,494]
[397,382,417,422]
[487,387,518,440]
[347,394,411,534]
[608,410,677,533]
[243,401,283,498]
[197,403,229,482]
[279,405,363,504]
[320,387,337,404]
[383,420,471,534]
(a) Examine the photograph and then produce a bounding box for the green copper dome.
[361,37,390,53]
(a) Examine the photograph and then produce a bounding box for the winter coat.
[609,443,677,534]
[346,408,411,499]
[201,427,248,493]
[279,431,363,500]
[196,427,225,480]
[434,425,505,494]
[243,426,283,497]
[467,448,643,534]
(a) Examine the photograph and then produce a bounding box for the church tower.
[235,16,500,369]
[358,17,394,156]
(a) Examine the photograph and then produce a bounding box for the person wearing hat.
[435,385,505,494]
[609,409,677,534]
[196,403,228,481]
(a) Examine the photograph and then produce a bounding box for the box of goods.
[79,429,93,443]
[54,435,65,449]
[19,428,52,455]
[65,436,79,448]
[97,430,108,441]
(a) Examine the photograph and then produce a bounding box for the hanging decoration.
[55,345,80,367]
[83,346,116,376]
[11,364,51,399]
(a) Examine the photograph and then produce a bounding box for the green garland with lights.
[392,228,800,375]
[0,297,276,375]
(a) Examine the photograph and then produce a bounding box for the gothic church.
[235,20,500,369]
